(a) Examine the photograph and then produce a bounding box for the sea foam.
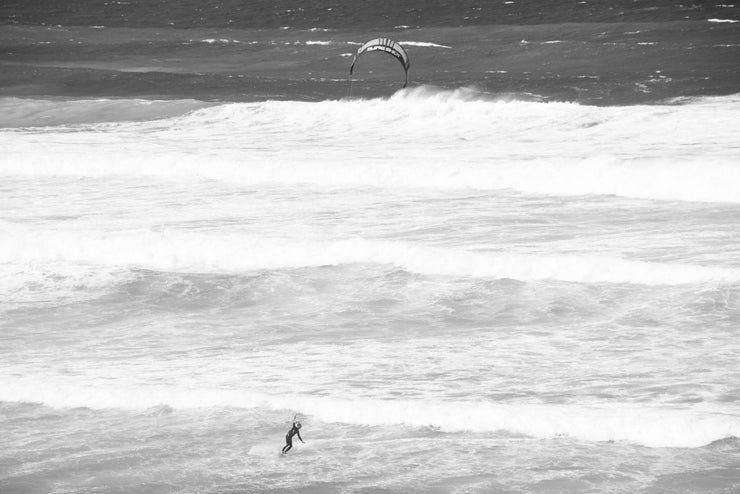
[2,90,739,203]
[2,228,739,285]
[2,379,738,448]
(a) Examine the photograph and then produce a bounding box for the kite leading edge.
[349,38,410,88]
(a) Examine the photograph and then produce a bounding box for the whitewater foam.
[0,262,131,306]
[2,379,737,448]
[2,229,739,285]
[2,90,739,203]
[399,41,452,49]
[4,143,740,204]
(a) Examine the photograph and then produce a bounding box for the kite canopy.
[349,38,410,88]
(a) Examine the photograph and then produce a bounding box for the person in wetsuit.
[281,416,304,454]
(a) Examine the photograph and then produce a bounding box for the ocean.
[1,1,740,493]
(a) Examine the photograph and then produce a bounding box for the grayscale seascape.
[1,1,740,493]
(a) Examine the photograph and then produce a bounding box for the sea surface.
[2,1,740,493]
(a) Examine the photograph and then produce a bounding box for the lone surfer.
[281,415,304,454]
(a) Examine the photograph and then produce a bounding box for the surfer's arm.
[297,430,304,442]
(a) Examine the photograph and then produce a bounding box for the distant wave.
[3,229,739,285]
[2,379,738,448]
[0,97,215,128]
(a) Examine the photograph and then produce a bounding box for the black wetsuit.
[281,423,303,454]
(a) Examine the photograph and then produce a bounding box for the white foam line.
[399,41,452,49]
[2,230,739,285]
[3,90,740,203]
[2,379,738,448]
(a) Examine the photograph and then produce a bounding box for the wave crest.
[0,97,215,128]
[3,379,738,448]
[2,229,739,285]
[3,93,740,203]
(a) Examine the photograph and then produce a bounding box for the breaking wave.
[2,90,739,203]
[2,379,738,448]
[2,228,739,285]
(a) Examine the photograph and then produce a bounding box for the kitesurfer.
[281,415,304,454]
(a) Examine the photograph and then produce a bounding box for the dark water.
[1,0,738,104]
[3,0,739,28]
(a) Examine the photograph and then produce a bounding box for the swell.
[3,229,740,285]
[2,379,738,448]
[0,97,216,128]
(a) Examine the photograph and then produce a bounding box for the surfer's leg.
[282,435,292,454]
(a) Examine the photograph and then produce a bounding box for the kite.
[349,38,410,88]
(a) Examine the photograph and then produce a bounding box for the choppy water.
[2,2,740,493]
